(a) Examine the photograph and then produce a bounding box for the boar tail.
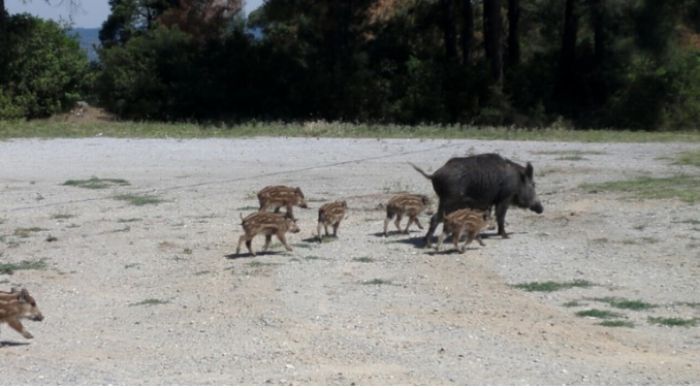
[409,163,433,180]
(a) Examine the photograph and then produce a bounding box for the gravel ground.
[1,137,699,385]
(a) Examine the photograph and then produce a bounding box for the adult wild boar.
[411,153,544,246]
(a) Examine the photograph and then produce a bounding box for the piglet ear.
[526,163,534,179]
[19,288,30,302]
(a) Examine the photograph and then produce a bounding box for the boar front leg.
[277,232,293,251]
[7,318,33,339]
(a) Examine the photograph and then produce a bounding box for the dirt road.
[1,137,698,384]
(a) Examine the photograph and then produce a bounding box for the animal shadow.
[386,235,425,248]
[224,251,286,260]
[0,340,30,348]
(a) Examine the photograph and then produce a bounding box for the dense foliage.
[0,14,90,119]
[3,0,700,130]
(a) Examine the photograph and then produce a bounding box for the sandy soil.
[1,137,699,385]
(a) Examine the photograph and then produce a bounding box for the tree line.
[2,0,700,130]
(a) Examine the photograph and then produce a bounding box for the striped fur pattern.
[383,194,430,236]
[257,185,308,219]
[317,200,348,241]
[0,288,44,340]
[437,208,490,253]
[236,212,300,256]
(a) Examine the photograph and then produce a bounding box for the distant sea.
[70,27,100,62]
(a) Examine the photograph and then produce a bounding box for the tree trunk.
[0,0,6,24]
[590,0,605,65]
[556,0,578,105]
[483,0,503,83]
[441,0,457,62]
[506,0,520,68]
[461,0,474,65]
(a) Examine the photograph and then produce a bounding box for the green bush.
[0,15,89,119]
[96,26,196,119]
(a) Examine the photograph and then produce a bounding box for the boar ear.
[341,200,347,207]
[526,163,534,180]
[19,288,30,302]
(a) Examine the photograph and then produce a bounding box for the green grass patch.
[674,150,700,167]
[247,260,281,268]
[361,278,395,286]
[194,270,211,276]
[576,309,624,319]
[63,176,130,190]
[534,150,606,156]
[51,213,74,220]
[114,193,164,206]
[124,263,140,269]
[513,279,594,292]
[563,300,582,308]
[13,227,46,238]
[648,317,698,327]
[130,298,169,307]
[302,255,330,261]
[3,121,700,143]
[598,320,635,328]
[0,259,48,274]
[556,155,586,161]
[673,219,700,225]
[117,218,142,223]
[293,242,314,249]
[594,297,657,310]
[583,175,700,203]
[353,256,375,263]
[236,206,259,211]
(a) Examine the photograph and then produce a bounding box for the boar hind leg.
[424,211,443,248]
[332,222,340,236]
[246,239,256,256]
[317,223,324,242]
[277,232,293,251]
[394,214,403,233]
[403,216,414,234]
[475,231,486,246]
[495,202,509,238]
[263,234,272,252]
[454,229,465,253]
[383,216,392,237]
[236,235,247,255]
[436,231,447,252]
[7,318,33,339]
[414,217,424,230]
[462,231,477,252]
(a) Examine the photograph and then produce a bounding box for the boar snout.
[530,202,544,214]
[32,312,44,322]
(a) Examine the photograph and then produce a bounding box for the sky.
[6,0,265,28]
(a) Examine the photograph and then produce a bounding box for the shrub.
[0,15,89,119]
